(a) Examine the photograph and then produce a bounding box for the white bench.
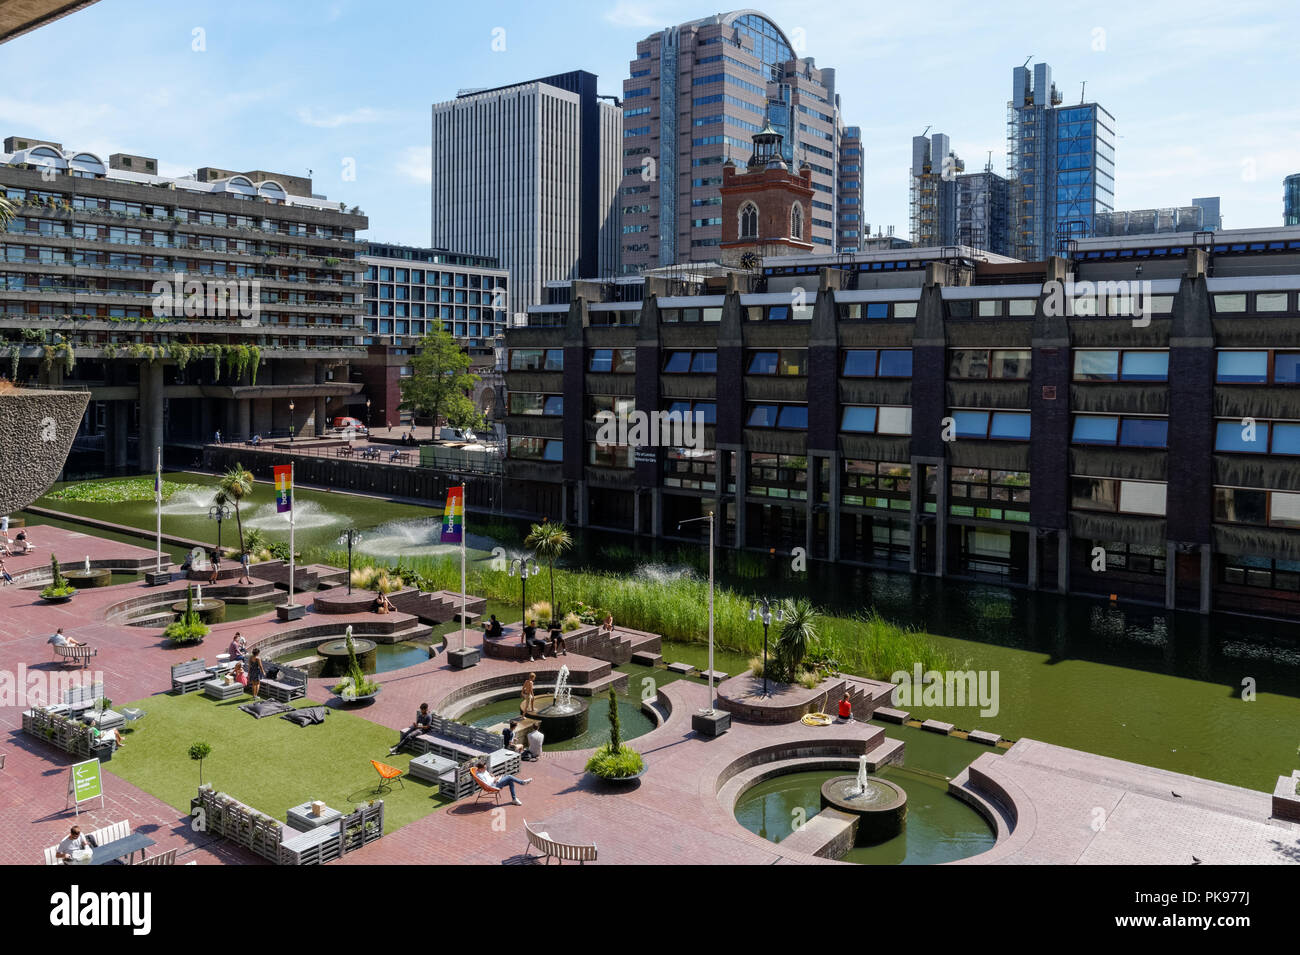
[43,820,131,865]
[54,645,98,668]
[523,820,597,865]
[133,848,178,866]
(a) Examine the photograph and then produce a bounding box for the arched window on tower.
[739,202,758,239]
[790,202,804,240]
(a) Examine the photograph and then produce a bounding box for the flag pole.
[155,445,162,574]
[460,482,467,651]
[288,461,296,607]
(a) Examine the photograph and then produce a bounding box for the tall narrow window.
[739,202,758,239]
[790,202,803,239]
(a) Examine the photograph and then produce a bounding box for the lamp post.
[207,502,232,557]
[365,397,372,435]
[507,555,540,637]
[288,399,296,442]
[749,596,784,697]
[337,528,362,594]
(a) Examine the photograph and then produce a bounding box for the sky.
[3,0,1297,247]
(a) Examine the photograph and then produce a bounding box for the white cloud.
[296,106,384,128]
[395,145,431,185]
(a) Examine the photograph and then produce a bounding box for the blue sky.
[3,0,1296,247]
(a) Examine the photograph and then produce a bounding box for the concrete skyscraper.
[430,71,621,313]
[618,10,858,272]
[1007,61,1115,259]
[909,131,963,247]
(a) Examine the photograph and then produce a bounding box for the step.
[872,706,910,724]
[865,737,905,771]
[453,610,481,624]
[699,669,728,683]
[967,729,1002,746]
[630,650,662,667]
[921,719,954,735]
[666,661,696,675]
[573,671,629,698]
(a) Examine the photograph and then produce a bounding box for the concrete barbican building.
[0,135,370,472]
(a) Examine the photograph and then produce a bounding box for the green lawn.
[108,693,448,833]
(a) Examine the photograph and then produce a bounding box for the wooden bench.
[260,662,307,703]
[279,822,342,866]
[171,659,208,694]
[134,848,178,866]
[64,682,105,716]
[523,820,597,865]
[43,820,130,865]
[335,446,354,458]
[54,644,97,668]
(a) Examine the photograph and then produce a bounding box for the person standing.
[214,429,222,445]
[239,549,251,584]
[209,550,221,584]
[521,673,536,714]
[247,648,265,699]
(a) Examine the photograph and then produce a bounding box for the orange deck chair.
[371,759,405,792]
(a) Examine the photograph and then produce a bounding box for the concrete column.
[147,361,164,466]
[1200,543,1212,615]
[826,451,840,561]
[314,397,328,437]
[135,369,152,471]
[1027,528,1039,590]
[1057,531,1069,594]
[112,401,129,470]
[1165,541,1177,610]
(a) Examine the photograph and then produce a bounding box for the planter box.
[1272,772,1300,822]
[144,570,174,586]
[691,709,732,738]
[446,646,480,669]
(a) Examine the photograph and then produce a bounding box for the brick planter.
[1272,772,1300,822]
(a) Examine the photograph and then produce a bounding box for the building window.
[843,349,912,378]
[748,452,808,500]
[508,348,563,371]
[949,468,1031,522]
[1214,419,1300,455]
[739,202,758,239]
[589,443,634,468]
[1215,350,1300,384]
[664,447,717,491]
[841,460,911,509]
[747,404,808,429]
[508,393,563,416]
[1074,350,1169,382]
[1221,554,1300,590]
[949,349,1031,380]
[1071,477,1167,516]
[662,350,716,373]
[589,348,636,373]
[1071,415,1169,448]
[951,410,1031,440]
[665,400,716,424]
[1214,487,1300,528]
[747,349,807,376]
[790,202,803,239]
[509,436,562,462]
[840,406,912,435]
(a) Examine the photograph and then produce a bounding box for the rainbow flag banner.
[273,465,293,513]
[440,486,463,543]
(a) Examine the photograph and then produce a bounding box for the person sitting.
[227,634,245,661]
[13,531,32,554]
[374,592,394,614]
[837,692,854,722]
[250,433,262,446]
[230,661,248,687]
[483,614,504,639]
[0,558,13,585]
[524,620,547,662]
[56,825,90,864]
[0,534,13,555]
[601,613,614,634]
[471,759,532,806]
[389,703,434,755]
[549,623,567,657]
[502,719,523,753]
[524,724,544,762]
[48,627,85,648]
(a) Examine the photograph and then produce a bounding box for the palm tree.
[0,194,15,230]
[215,462,255,555]
[775,598,819,682]
[525,519,572,625]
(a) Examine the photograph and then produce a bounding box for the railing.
[209,437,505,475]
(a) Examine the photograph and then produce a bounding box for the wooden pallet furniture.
[171,659,208,694]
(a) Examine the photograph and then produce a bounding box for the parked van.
[438,427,476,442]
[332,416,368,436]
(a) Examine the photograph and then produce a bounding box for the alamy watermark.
[594,409,705,451]
[890,663,1000,717]
[0,666,104,709]
[1042,278,1154,327]
[151,273,259,320]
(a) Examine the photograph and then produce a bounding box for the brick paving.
[5,525,1298,866]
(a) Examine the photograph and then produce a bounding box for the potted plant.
[164,586,209,644]
[189,741,212,785]
[332,627,380,704]
[40,554,76,603]
[585,689,645,784]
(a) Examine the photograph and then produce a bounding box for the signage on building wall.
[1042,385,1057,400]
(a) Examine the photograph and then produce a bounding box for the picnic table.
[90,833,156,865]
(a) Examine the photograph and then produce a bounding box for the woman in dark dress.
[247,648,265,698]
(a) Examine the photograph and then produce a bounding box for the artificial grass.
[108,692,448,834]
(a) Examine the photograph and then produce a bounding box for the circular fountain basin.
[820,774,908,843]
[170,598,227,624]
[317,636,378,677]
[65,569,112,589]
[524,693,590,742]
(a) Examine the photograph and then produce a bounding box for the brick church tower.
[720,126,816,268]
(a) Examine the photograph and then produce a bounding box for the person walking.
[238,549,251,584]
[247,648,265,698]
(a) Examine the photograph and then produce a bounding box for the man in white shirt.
[526,726,544,762]
[56,826,90,864]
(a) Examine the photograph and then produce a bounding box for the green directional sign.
[72,758,102,803]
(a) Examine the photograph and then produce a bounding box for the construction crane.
[1079,81,1087,104]
[1022,55,1032,69]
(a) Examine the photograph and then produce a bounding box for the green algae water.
[27,474,1300,792]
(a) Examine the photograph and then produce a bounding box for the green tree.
[0,194,15,230]
[525,519,572,623]
[398,328,479,428]
[188,741,212,785]
[215,462,255,555]
[775,598,819,682]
